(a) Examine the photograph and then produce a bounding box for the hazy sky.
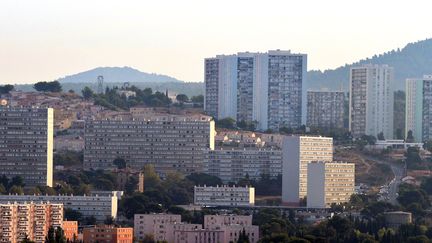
[1,0,431,84]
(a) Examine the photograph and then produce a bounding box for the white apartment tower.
[349,65,394,139]
[0,107,54,187]
[405,75,432,142]
[307,161,355,208]
[204,50,307,131]
[281,136,333,204]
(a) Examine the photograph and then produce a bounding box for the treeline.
[82,85,204,111]
[0,84,14,95]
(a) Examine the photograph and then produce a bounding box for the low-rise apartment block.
[0,194,117,222]
[307,161,355,208]
[194,185,255,207]
[84,114,215,176]
[203,148,282,183]
[62,221,78,242]
[0,202,63,243]
[134,214,182,241]
[134,214,259,243]
[307,90,345,129]
[0,107,54,187]
[83,225,133,243]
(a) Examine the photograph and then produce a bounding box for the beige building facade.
[0,202,63,243]
[282,136,333,204]
[307,161,355,208]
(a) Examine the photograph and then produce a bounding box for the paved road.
[357,153,405,205]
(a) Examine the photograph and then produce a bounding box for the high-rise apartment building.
[0,202,63,243]
[84,114,215,176]
[422,76,432,142]
[203,148,282,183]
[406,75,432,142]
[349,65,394,139]
[281,136,333,204]
[204,50,307,131]
[307,161,355,208]
[307,91,345,129]
[0,107,53,187]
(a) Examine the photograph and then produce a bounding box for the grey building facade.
[203,149,282,183]
[307,91,345,129]
[0,107,53,187]
[204,51,307,131]
[83,115,215,176]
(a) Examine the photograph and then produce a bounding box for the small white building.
[368,139,424,150]
[194,185,255,207]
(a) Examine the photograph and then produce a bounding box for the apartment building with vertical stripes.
[0,107,53,187]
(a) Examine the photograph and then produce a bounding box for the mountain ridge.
[58,66,184,84]
[306,38,432,91]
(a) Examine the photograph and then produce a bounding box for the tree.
[216,118,236,129]
[55,227,67,243]
[64,208,82,221]
[0,84,14,95]
[82,86,94,100]
[143,164,161,190]
[113,157,127,169]
[377,132,385,141]
[186,173,222,187]
[104,216,115,225]
[9,176,25,189]
[45,226,56,243]
[83,216,97,225]
[423,140,432,153]
[406,130,415,142]
[34,81,62,92]
[9,185,24,195]
[176,94,189,103]
[191,95,204,103]
[237,229,250,243]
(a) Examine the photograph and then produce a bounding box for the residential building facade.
[83,115,215,176]
[62,221,78,242]
[404,75,432,142]
[203,148,282,183]
[307,91,345,129]
[194,185,255,207]
[0,194,117,222]
[0,107,54,187]
[0,202,63,243]
[134,214,259,243]
[282,136,333,204]
[83,225,133,243]
[307,161,355,208]
[349,65,394,139]
[204,50,307,131]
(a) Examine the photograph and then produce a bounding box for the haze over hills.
[26,38,432,94]
[58,66,184,84]
[306,38,432,91]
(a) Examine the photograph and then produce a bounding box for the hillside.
[58,66,184,84]
[306,38,432,91]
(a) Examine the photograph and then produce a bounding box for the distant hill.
[306,38,432,91]
[58,66,184,84]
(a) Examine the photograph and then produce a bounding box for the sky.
[0,0,431,84]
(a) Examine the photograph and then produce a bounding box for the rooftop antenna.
[97,75,104,94]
